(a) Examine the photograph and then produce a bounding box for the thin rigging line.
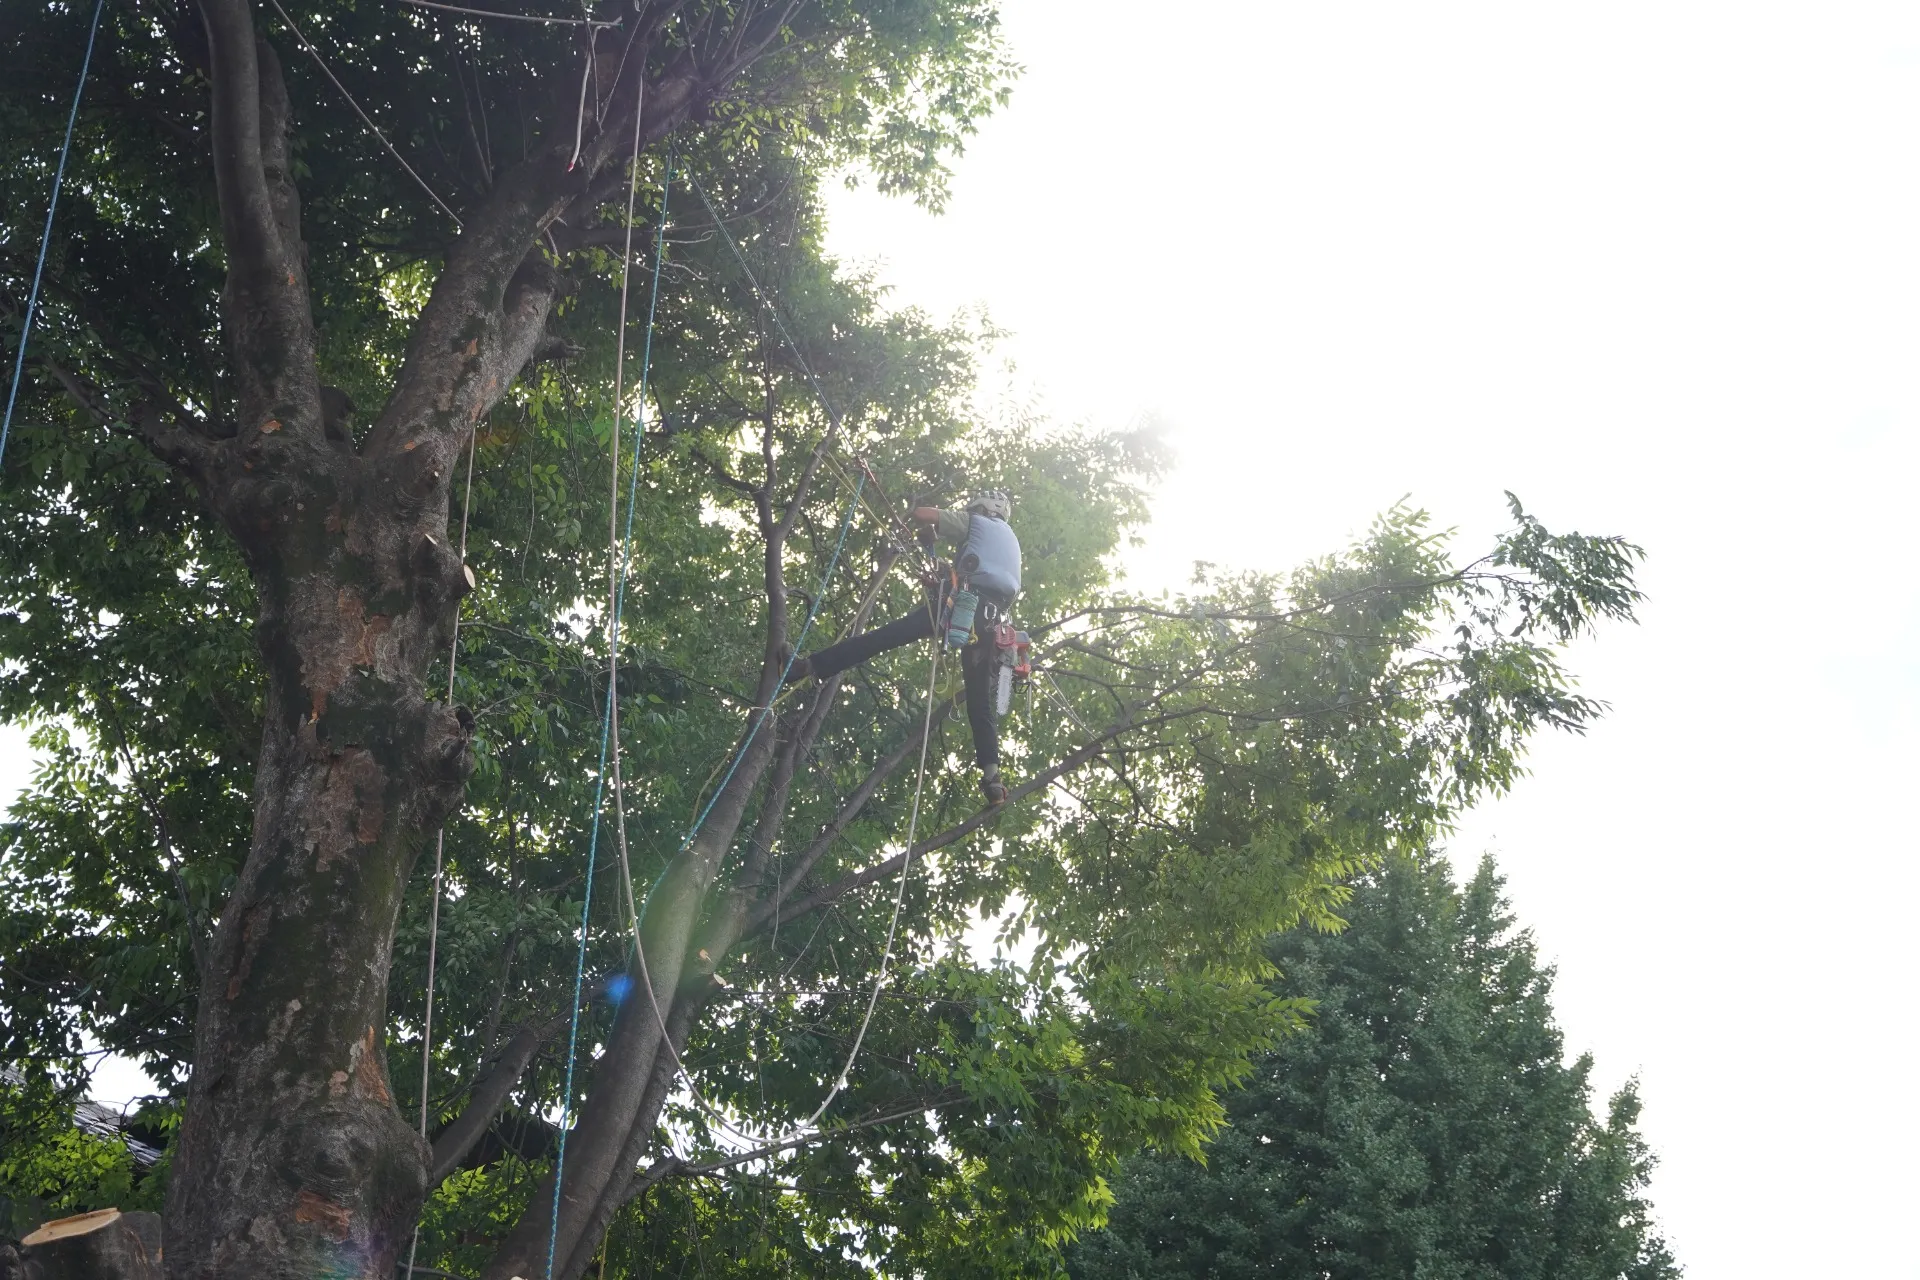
[405,425,479,1280]
[263,0,465,229]
[685,174,937,577]
[543,104,657,1280]
[1,0,106,468]
[618,477,881,1150]
[684,175,838,431]
[823,628,943,1104]
[397,0,620,27]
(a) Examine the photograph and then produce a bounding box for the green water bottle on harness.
[945,586,979,649]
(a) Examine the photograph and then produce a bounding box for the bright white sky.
[822,2,1920,1277]
[9,3,1915,1275]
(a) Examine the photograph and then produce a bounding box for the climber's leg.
[801,599,939,681]
[961,640,1006,805]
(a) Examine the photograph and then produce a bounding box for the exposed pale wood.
[20,1209,161,1280]
[20,1210,119,1248]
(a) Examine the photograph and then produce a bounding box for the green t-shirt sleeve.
[933,509,971,546]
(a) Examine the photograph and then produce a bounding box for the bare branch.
[691,446,764,499]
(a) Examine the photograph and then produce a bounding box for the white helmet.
[966,488,1012,521]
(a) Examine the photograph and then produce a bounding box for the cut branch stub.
[18,1209,163,1280]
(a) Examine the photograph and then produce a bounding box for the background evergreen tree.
[1070,854,1680,1280]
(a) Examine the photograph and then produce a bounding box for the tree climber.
[791,489,1023,806]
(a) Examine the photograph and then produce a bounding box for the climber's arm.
[911,507,972,546]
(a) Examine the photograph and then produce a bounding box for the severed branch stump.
[16,1210,162,1280]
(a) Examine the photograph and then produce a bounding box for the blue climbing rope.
[545,162,880,1272]
[2,0,108,467]
[544,152,675,1280]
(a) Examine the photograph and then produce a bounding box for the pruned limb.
[17,1209,163,1280]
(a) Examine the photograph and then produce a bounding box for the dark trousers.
[807,594,1001,770]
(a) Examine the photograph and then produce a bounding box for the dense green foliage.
[1069,855,1680,1280]
[0,0,1648,1270]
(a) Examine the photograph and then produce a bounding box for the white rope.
[605,71,649,1053]
[405,427,479,1280]
[619,634,944,1152]
[263,0,464,229]
[565,34,595,170]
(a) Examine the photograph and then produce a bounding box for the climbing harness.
[1,0,106,467]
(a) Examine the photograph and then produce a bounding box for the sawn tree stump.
[15,1210,162,1280]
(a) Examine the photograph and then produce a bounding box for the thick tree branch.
[727,544,901,907]
[1027,577,1475,638]
[742,723,925,939]
[43,356,113,426]
[201,0,280,279]
[363,48,705,464]
[555,983,699,1280]
[199,9,323,438]
[691,446,764,500]
[428,1014,567,1184]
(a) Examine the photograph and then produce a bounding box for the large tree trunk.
[162,438,474,1278]
[155,8,496,1275]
